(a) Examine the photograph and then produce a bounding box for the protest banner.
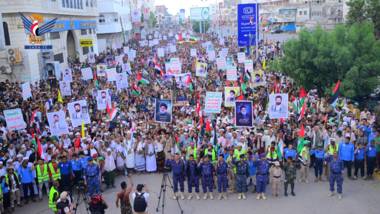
[158,48,164,57]
[245,59,253,72]
[205,92,223,114]
[81,67,93,80]
[170,58,181,74]
[4,109,26,131]
[191,49,197,57]
[208,50,216,60]
[22,82,32,100]
[238,52,245,63]
[226,66,237,81]
[217,58,227,70]
[106,68,117,81]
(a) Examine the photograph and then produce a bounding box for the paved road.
[21,169,380,214]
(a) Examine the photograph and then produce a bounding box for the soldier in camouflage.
[284,156,296,197]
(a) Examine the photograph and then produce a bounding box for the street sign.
[190,7,210,21]
[237,4,259,47]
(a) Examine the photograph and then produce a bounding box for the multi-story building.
[0,0,99,82]
[97,0,132,52]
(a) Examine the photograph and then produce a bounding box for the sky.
[155,0,224,16]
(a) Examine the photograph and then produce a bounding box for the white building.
[209,3,218,17]
[97,0,132,52]
[0,0,99,83]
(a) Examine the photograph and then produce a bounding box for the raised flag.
[58,90,63,103]
[205,119,211,135]
[297,124,305,153]
[37,137,47,161]
[276,139,284,160]
[263,58,266,70]
[155,61,164,77]
[137,73,150,85]
[175,34,183,40]
[298,98,307,121]
[94,73,98,89]
[74,136,81,149]
[328,80,340,107]
[81,120,85,138]
[106,102,111,115]
[30,110,37,124]
[300,87,307,107]
[187,76,193,92]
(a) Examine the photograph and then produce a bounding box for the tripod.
[156,170,184,214]
[74,184,90,214]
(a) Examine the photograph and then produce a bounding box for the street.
[21,170,379,214]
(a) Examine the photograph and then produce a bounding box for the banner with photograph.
[208,50,215,60]
[47,111,69,136]
[106,68,117,81]
[205,92,223,114]
[97,90,112,110]
[191,49,197,57]
[226,66,237,81]
[245,60,253,72]
[62,68,73,82]
[158,48,164,57]
[60,81,71,96]
[196,62,207,77]
[81,67,93,80]
[122,63,131,74]
[226,56,233,67]
[269,94,289,119]
[4,109,26,131]
[252,71,266,87]
[97,64,106,76]
[217,58,227,70]
[237,52,245,63]
[221,48,228,57]
[68,100,91,127]
[22,82,32,100]
[114,55,123,67]
[155,99,172,123]
[116,73,129,90]
[224,87,240,107]
[235,101,253,127]
[164,73,191,88]
[147,56,156,68]
[132,10,141,23]
[88,52,96,64]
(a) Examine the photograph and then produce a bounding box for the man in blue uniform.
[185,154,200,200]
[165,153,185,200]
[365,140,378,181]
[311,143,325,182]
[284,144,296,162]
[215,154,229,200]
[324,151,344,200]
[247,150,258,193]
[232,154,249,200]
[83,157,101,196]
[255,153,270,200]
[197,155,214,200]
[338,137,355,180]
[57,156,72,192]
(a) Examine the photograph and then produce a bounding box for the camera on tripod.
[78,181,86,189]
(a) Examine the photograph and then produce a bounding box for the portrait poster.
[152,46,157,53]
[155,99,172,123]
[217,58,227,70]
[226,66,237,81]
[47,111,69,136]
[191,49,197,57]
[196,62,207,77]
[62,68,73,82]
[22,82,32,100]
[122,63,131,74]
[235,101,253,127]
[252,71,266,87]
[97,90,112,110]
[208,50,215,60]
[221,48,229,57]
[106,68,117,82]
[147,56,156,68]
[97,64,106,77]
[81,67,93,80]
[204,92,223,114]
[164,73,191,88]
[163,46,169,55]
[207,44,214,52]
[59,81,71,96]
[4,109,26,131]
[245,60,253,72]
[68,100,90,127]
[106,57,114,68]
[269,94,289,119]
[226,56,233,67]
[197,55,206,63]
[88,52,96,64]
[224,87,240,107]
[169,45,176,52]
[116,73,129,90]
[158,48,164,57]
[237,52,245,63]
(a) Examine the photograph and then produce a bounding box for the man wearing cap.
[311,143,325,182]
[325,138,339,181]
[198,155,215,200]
[338,137,355,180]
[324,151,344,200]
[17,159,36,204]
[185,154,200,200]
[165,154,185,200]
[232,154,249,200]
[269,161,282,198]
[215,154,229,200]
[299,140,310,184]
[83,157,101,196]
[255,152,270,200]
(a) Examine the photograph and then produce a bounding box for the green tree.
[346,0,380,36]
[192,21,211,33]
[150,12,157,28]
[280,23,380,98]
[267,57,281,72]
[366,0,380,36]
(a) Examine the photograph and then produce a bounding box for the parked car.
[271,29,283,34]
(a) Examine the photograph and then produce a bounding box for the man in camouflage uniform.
[284,156,296,197]
[374,102,380,123]
[227,148,237,193]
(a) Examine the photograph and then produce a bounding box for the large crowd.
[0,26,379,214]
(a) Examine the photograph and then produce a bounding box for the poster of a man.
[59,81,71,96]
[122,63,131,74]
[155,99,172,123]
[253,71,265,86]
[235,101,253,127]
[62,68,72,82]
[97,90,111,110]
[226,56,233,66]
[47,111,69,136]
[148,56,155,68]
[224,87,240,107]
[116,73,128,90]
[68,100,91,127]
[97,65,106,77]
[196,63,207,77]
[88,52,96,63]
[269,94,289,119]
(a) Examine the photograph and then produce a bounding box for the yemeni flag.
[155,61,164,78]
[109,107,120,124]
[30,110,37,124]
[186,76,193,92]
[94,73,98,89]
[189,36,200,42]
[276,138,284,160]
[205,119,211,135]
[137,73,150,85]
[328,80,340,107]
[297,124,305,154]
[298,98,307,121]
[74,136,81,149]
[175,34,183,40]
[300,87,307,107]
[36,137,47,161]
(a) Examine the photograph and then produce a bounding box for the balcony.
[98,0,130,14]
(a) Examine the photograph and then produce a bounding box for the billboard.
[143,8,150,20]
[132,10,142,23]
[237,4,259,47]
[190,7,210,21]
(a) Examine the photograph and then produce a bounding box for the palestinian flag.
[143,69,149,76]
[94,73,98,89]
[189,36,200,42]
[155,62,164,77]
[30,110,37,124]
[216,74,221,85]
[293,98,299,114]
[155,76,161,86]
[175,34,183,40]
[276,138,284,160]
[37,137,47,161]
[108,106,120,124]
[233,117,237,130]
[197,100,201,114]
[187,76,193,92]
[106,102,111,115]
[297,124,305,154]
[236,88,244,100]
[31,132,37,149]
[132,83,140,96]
[300,87,307,107]
[328,80,340,107]
[137,73,150,85]
[205,119,211,135]
[200,108,203,126]
[298,98,306,121]
[244,70,251,82]
[253,103,258,119]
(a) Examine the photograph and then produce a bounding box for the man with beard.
[98,91,110,105]
[71,103,82,119]
[52,114,66,130]
[236,105,252,126]
[270,95,287,112]
[156,103,171,123]
[63,69,71,80]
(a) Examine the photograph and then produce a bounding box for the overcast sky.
[155,0,224,16]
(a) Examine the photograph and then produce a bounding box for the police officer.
[324,151,344,200]
[215,154,229,200]
[311,143,325,182]
[83,157,101,196]
[165,153,185,200]
[185,154,200,200]
[232,154,249,200]
[197,155,214,200]
[255,153,270,200]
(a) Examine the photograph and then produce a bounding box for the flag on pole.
[240,76,247,94]
[58,90,63,103]
[74,136,81,149]
[186,76,193,92]
[137,73,150,85]
[244,70,251,82]
[31,132,37,149]
[205,119,211,135]
[276,138,284,160]
[37,137,47,161]
[30,110,37,124]
[293,98,299,114]
[81,120,85,138]
[328,80,340,107]
[132,83,140,96]
[300,87,307,107]
[155,62,164,77]
[106,102,111,115]
[94,74,98,89]
[263,58,266,70]
[297,124,306,153]
[298,98,307,121]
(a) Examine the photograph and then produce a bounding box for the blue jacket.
[365,145,378,157]
[338,142,355,161]
[323,156,344,174]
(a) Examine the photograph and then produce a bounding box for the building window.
[66,0,69,8]
[62,0,65,7]
[304,11,307,15]
[299,11,302,15]
[3,22,11,46]
[81,29,87,35]
[51,0,56,1]
[99,15,105,24]
[74,0,76,8]
[82,46,90,54]
[50,32,60,39]
[88,29,91,34]
[86,0,88,6]
[80,0,83,9]
[54,53,64,63]
[70,0,73,8]
[91,0,93,7]
[114,18,118,22]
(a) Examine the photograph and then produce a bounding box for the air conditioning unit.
[0,64,12,74]
[6,47,22,64]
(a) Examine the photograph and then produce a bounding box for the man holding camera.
[83,157,101,196]
[132,184,150,214]
[89,193,109,214]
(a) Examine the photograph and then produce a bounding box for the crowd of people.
[0,25,379,214]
